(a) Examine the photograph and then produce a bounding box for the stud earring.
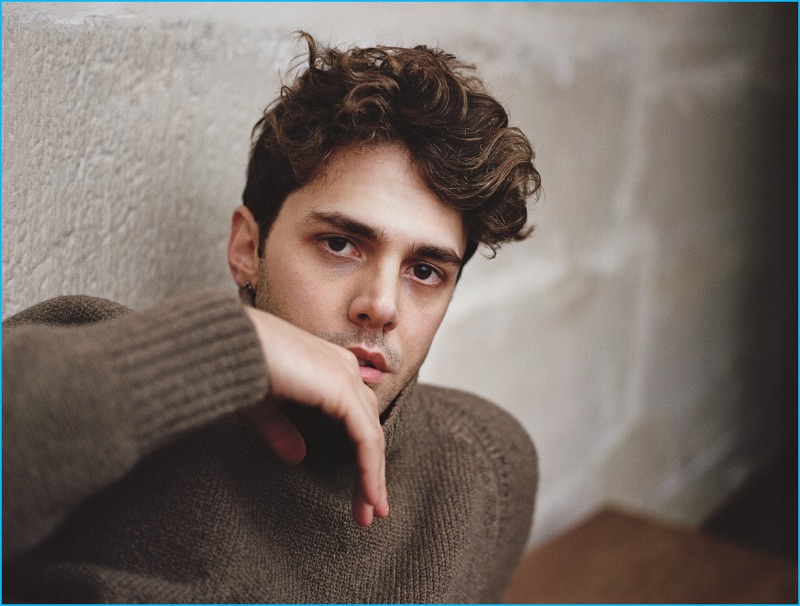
[241,281,256,305]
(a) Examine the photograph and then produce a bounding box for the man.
[3,34,540,602]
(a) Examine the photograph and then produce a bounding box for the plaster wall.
[3,3,795,547]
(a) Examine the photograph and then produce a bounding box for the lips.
[348,347,388,372]
[348,347,389,384]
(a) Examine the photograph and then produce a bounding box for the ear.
[228,205,261,288]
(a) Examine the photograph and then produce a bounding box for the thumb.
[242,404,307,466]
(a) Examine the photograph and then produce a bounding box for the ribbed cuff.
[97,288,269,455]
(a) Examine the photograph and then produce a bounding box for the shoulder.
[3,295,132,329]
[414,383,538,493]
[411,383,538,598]
[415,383,536,452]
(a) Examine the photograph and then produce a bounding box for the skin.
[228,143,467,527]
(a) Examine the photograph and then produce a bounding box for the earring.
[241,281,256,305]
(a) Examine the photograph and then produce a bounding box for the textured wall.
[3,3,795,547]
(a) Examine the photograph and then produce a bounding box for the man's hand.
[242,306,388,527]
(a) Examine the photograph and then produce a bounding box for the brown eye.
[327,236,348,252]
[413,264,434,280]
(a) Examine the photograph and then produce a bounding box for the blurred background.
[3,3,796,551]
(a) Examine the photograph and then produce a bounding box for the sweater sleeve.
[2,289,269,558]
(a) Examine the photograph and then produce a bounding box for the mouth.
[348,347,389,384]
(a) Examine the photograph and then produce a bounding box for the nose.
[348,265,399,332]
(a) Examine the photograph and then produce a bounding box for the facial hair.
[254,260,408,412]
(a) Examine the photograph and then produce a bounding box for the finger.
[361,439,388,519]
[352,485,375,527]
[326,383,386,513]
[243,405,307,466]
[343,391,387,514]
[374,454,389,518]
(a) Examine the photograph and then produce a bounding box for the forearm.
[2,289,268,557]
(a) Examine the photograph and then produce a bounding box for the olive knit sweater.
[3,289,537,603]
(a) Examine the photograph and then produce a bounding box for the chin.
[374,379,409,414]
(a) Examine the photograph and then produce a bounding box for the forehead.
[282,144,467,254]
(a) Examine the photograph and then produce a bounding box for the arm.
[3,290,269,558]
[425,385,537,602]
[478,404,537,603]
[3,289,387,558]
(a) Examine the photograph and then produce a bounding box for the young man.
[3,34,540,602]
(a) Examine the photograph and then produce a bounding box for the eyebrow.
[306,210,385,242]
[412,244,463,269]
[306,210,463,268]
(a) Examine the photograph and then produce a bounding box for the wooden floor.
[505,508,797,603]
[505,448,798,603]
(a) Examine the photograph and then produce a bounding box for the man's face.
[255,144,467,413]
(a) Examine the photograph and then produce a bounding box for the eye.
[411,263,443,285]
[326,236,349,252]
[320,235,360,258]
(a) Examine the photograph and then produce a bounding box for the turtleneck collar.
[380,372,418,458]
[277,373,418,468]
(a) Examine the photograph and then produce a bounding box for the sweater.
[2,289,537,603]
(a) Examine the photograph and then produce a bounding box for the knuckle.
[340,346,357,363]
[368,425,385,448]
[322,387,347,420]
[364,389,379,413]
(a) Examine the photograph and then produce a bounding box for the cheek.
[279,273,343,327]
[261,246,344,328]
[400,303,449,361]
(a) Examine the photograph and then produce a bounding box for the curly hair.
[243,32,541,266]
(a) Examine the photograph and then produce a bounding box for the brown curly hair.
[243,32,541,266]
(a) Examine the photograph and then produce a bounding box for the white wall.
[3,2,795,547]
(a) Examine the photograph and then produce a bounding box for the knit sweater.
[2,289,537,603]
